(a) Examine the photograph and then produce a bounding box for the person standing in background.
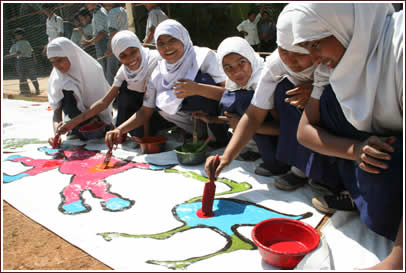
[102,3,129,85]
[236,4,265,51]
[258,10,276,52]
[4,28,40,96]
[82,3,109,80]
[41,3,64,56]
[143,3,168,46]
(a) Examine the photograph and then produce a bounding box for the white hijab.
[112,30,157,91]
[288,3,400,133]
[217,36,264,91]
[153,19,211,115]
[47,37,112,124]
[253,8,316,109]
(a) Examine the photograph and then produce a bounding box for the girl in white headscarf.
[206,12,342,195]
[290,3,403,263]
[105,19,230,149]
[47,37,112,145]
[57,31,162,141]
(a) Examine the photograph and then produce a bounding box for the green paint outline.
[3,138,47,150]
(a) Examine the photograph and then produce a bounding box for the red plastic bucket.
[251,218,320,269]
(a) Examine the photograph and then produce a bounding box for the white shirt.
[107,7,128,33]
[143,48,226,110]
[15,39,33,58]
[113,50,160,92]
[236,13,261,46]
[144,7,168,44]
[251,51,316,110]
[46,13,64,42]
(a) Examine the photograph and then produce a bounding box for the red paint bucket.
[251,218,320,269]
[133,136,167,154]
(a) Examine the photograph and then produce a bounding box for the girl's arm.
[105,106,154,149]
[57,86,120,135]
[174,79,226,101]
[49,107,63,146]
[297,98,394,174]
[297,97,360,160]
[206,104,269,179]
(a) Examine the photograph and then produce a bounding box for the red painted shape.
[197,154,220,218]
[42,160,64,168]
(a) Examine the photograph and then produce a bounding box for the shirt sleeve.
[199,50,227,84]
[57,16,64,34]
[311,64,331,100]
[112,65,125,87]
[253,13,262,24]
[236,20,245,32]
[143,78,157,108]
[93,11,108,34]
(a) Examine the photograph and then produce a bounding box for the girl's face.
[119,47,142,71]
[85,3,97,11]
[278,47,313,72]
[79,15,90,26]
[103,4,113,11]
[298,35,346,69]
[222,53,252,87]
[49,57,71,73]
[156,34,185,64]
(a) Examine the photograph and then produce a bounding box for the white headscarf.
[47,37,112,124]
[276,6,309,55]
[216,36,264,91]
[153,19,211,115]
[287,3,401,133]
[252,9,316,110]
[111,30,155,90]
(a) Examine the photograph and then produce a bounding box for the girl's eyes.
[311,41,320,49]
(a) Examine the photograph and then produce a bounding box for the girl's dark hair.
[78,7,91,18]
[248,10,257,17]
[14,27,25,36]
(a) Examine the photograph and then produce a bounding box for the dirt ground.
[2,78,111,270]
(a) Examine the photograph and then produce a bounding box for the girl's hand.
[354,136,395,174]
[174,79,198,98]
[192,111,211,123]
[205,155,230,181]
[223,111,240,130]
[285,82,313,109]
[105,128,123,150]
[56,121,75,135]
[48,136,61,148]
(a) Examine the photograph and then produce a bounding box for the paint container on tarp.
[251,218,320,269]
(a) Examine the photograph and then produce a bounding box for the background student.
[4,28,40,96]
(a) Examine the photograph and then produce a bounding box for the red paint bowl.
[78,121,107,139]
[133,136,167,154]
[251,218,320,269]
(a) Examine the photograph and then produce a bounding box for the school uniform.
[111,30,163,137]
[80,23,96,58]
[236,13,261,51]
[144,6,168,44]
[91,5,109,76]
[143,19,230,145]
[15,39,39,94]
[289,3,403,240]
[47,37,112,140]
[106,6,129,85]
[46,13,64,42]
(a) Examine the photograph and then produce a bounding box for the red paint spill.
[42,160,63,168]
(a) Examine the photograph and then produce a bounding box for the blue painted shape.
[3,173,29,183]
[149,164,174,170]
[176,199,301,235]
[105,197,131,210]
[62,200,87,213]
[4,155,24,161]
[39,147,59,154]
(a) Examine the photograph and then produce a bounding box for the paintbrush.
[101,148,113,169]
[197,154,220,218]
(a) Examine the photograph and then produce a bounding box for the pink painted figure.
[4,146,160,214]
